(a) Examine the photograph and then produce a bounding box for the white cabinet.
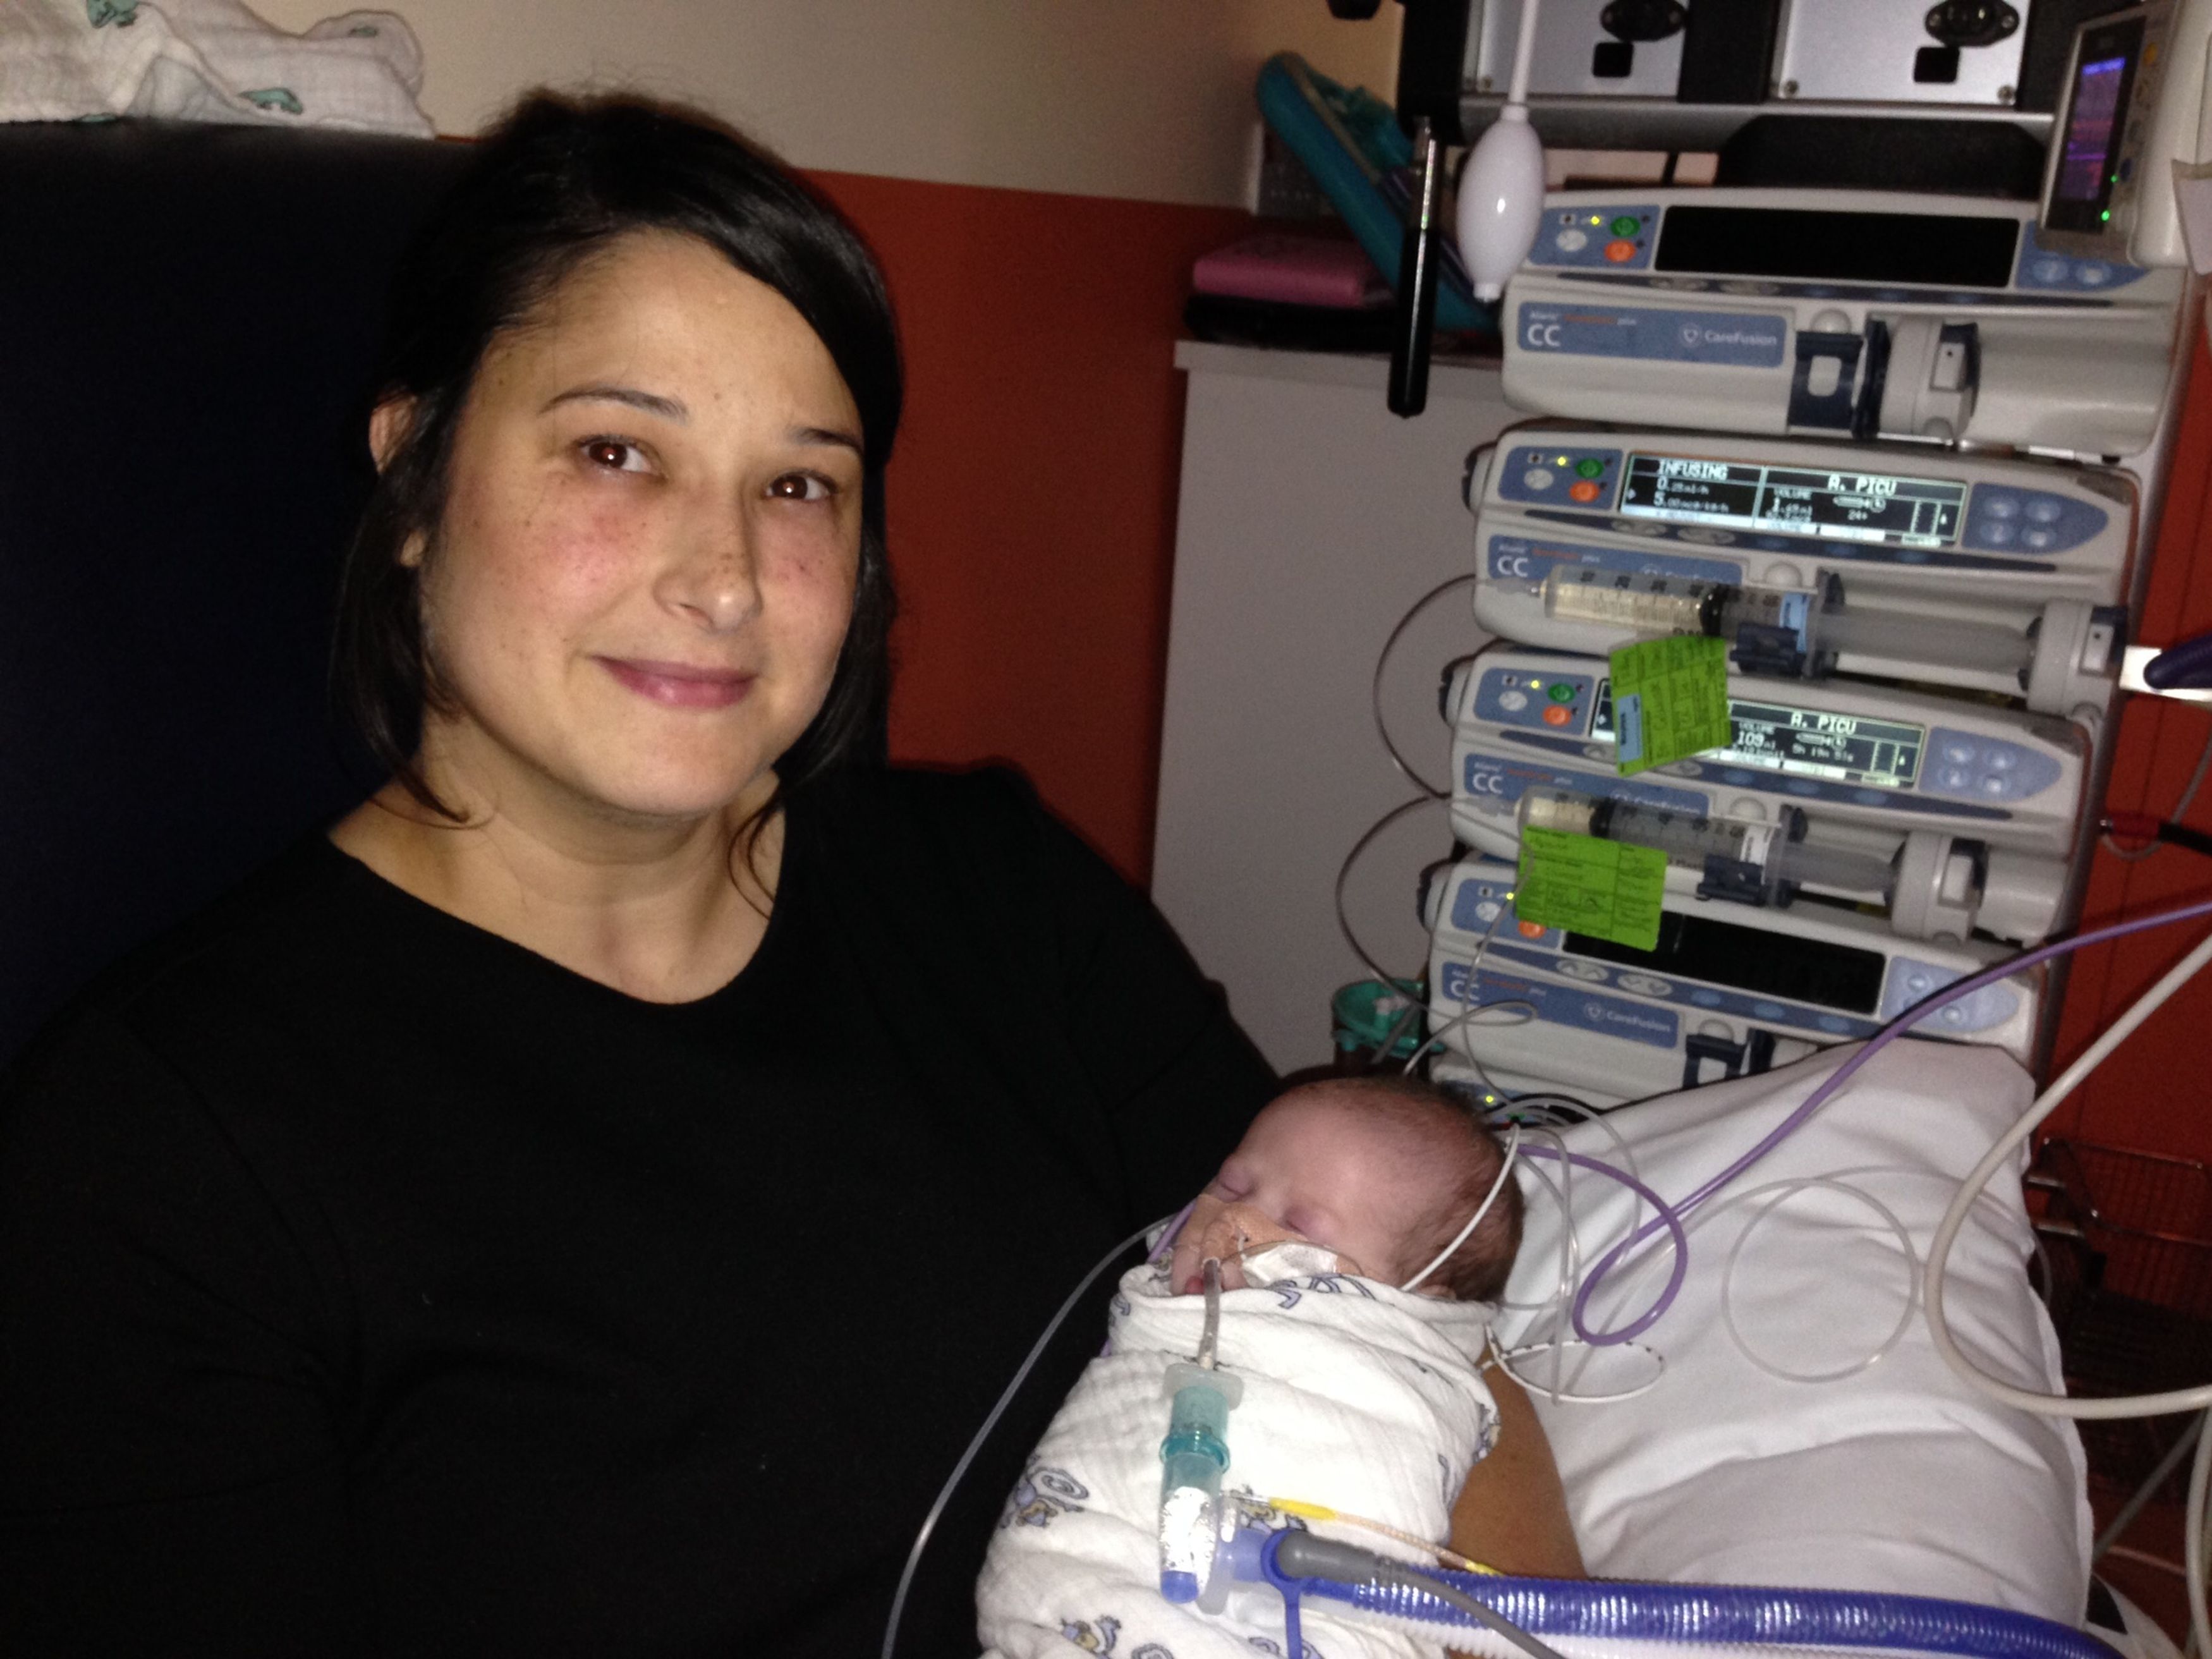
[1152,341,1515,1074]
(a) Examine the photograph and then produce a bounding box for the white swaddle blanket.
[978,1246,1498,1658]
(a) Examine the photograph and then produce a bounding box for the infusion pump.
[1502,190,2187,461]
[1467,427,2132,721]
[1443,650,2083,944]
[1421,856,2043,1110]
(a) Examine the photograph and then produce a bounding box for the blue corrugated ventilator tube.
[1246,1530,2121,1659]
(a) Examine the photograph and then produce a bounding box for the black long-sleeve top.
[0,767,1275,1656]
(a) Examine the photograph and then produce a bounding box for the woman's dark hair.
[332,91,902,820]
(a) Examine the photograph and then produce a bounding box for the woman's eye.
[580,438,650,474]
[767,471,834,502]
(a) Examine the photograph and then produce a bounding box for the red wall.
[2046,330,2212,1159]
[808,170,1249,885]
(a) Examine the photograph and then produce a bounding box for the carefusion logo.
[1584,1000,1676,1042]
[1687,323,1782,351]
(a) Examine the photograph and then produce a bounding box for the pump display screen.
[1653,206,2020,289]
[1593,685,1925,788]
[1564,911,1888,1014]
[1619,453,1964,546]
[2046,15,2144,233]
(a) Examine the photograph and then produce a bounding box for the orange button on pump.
[1567,479,1602,503]
[1541,703,1574,727]
[1603,239,1638,263]
[1517,920,1547,940]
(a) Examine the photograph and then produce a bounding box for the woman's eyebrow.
[792,423,863,455]
[540,383,689,422]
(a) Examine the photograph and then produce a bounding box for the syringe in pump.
[1534,567,2124,724]
[1516,789,2063,944]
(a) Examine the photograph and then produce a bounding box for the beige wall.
[250,0,1399,207]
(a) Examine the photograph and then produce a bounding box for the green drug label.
[1515,825,1666,953]
[1609,635,1731,775]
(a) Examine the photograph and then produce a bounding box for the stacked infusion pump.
[1419,11,2204,1109]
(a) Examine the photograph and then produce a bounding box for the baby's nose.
[1194,1202,1313,1289]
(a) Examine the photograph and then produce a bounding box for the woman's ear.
[368,397,414,474]
[368,398,430,569]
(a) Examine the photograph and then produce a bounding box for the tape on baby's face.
[1236,1241,1346,1282]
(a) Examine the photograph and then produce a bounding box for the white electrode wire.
[882,1216,1163,1659]
[1336,794,1445,989]
[1507,0,1541,106]
[1717,1177,1918,1386]
[1923,919,2212,1421]
[1372,574,1478,799]
[1401,1124,1524,1292]
[2187,1411,2212,1659]
[1493,1129,1577,1316]
[1404,888,1535,1095]
[2104,712,2212,862]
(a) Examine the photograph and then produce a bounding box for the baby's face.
[1169,1087,1437,1295]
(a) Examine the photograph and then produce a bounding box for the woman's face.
[396,229,865,827]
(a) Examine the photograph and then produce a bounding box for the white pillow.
[1495,1038,2091,1617]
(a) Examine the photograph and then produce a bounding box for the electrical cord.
[1371,573,1478,799]
[2094,1411,2206,1564]
[1573,891,2212,1349]
[1335,793,1447,988]
[881,1216,1164,1659]
[2101,711,2212,863]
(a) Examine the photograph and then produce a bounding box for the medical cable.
[2188,1414,2212,1659]
[1921,908,2212,1419]
[1571,891,2212,1347]
[1266,1531,1568,1659]
[1371,574,1476,798]
[1401,1123,1523,1292]
[2093,1411,2205,1563]
[880,1215,1164,1659]
[1335,793,1445,988]
[1718,1177,1918,1386]
[1263,1495,1499,1575]
[2101,710,2212,863]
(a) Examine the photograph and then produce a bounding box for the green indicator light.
[1610,215,1640,236]
[1547,681,1577,703]
[2101,210,2113,222]
[1575,456,1605,479]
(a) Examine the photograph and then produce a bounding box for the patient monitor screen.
[1620,453,1965,547]
[2046,14,2144,234]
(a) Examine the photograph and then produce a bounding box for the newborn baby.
[978,1074,1522,1659]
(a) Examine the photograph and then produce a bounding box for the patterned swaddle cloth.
[977,1248,1498,1659]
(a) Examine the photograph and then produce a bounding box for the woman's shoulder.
[8,834,394,1085]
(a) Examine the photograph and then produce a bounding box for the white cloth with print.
[978,1248,1497,1658]
[1,0,432,133]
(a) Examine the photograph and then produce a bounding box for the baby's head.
[1169,1075,1521,1302]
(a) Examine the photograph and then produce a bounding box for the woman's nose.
[655,505,764,631]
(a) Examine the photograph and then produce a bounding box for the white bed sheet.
[1495,1038,2091,1618]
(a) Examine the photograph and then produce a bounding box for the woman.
[0,95,1574,1655]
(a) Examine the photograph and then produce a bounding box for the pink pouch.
[1191,233,1390,309]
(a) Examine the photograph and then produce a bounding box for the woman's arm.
[0,1010,359,1651]
[1448,1367,1586,1577]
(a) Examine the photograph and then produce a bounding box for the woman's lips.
[598,657,757,709]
